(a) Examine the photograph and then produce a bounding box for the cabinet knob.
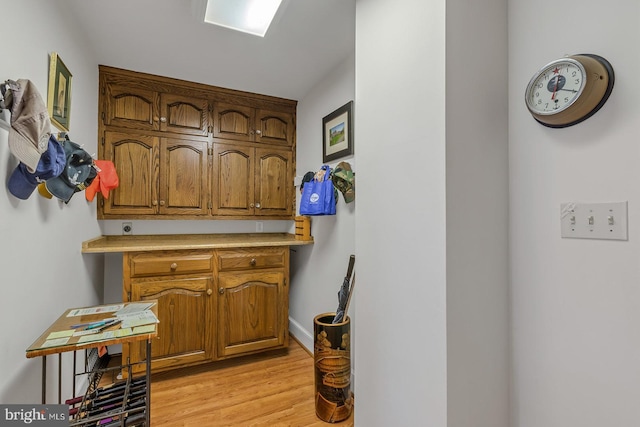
[250,203,255,208]
[250,258,256,266]
[153,116,159,122]
[218,287,225,295]
[170,263,178,270]
[255,202,261,209]
[160,200,165,206]
[152,200,158,206]
[207,289,213,296]
[160,116,167,123]
[255,129,262,136]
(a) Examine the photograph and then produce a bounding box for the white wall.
[509,1,640,426]
[0,0,103,403]
[288,52,356,352]
[355,0,449,425]
[446,1,509,426]
[355,0,510,426]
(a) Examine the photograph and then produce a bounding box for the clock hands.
[546,73,567,101]
[551,76,559,100]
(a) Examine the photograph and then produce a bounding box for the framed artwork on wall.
[47,52,72,132]
[323,101,353,163]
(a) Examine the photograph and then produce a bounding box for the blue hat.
[8,135,66,200]
[41,139,97,203]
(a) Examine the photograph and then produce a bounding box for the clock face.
[525,58,586,116]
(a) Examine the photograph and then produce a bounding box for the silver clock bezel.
[525,57,587,116]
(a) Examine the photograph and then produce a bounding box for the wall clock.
[525,54,614,128]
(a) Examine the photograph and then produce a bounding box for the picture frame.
[47,52,72,132]
[323,101,353,163]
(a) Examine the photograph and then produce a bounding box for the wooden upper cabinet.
[213,102,294,146]
[103,79,209,136]
[98,66,296,220]
[101,131,209,217]
[102,131,158,216]
[160,93,209,136]
[212,102,255,141]
[104,83,159,132]
[158,137,210,215]
[255,147,293,217]
[256,109,294,146]
[212,143,293,218]
[212,143,254,217]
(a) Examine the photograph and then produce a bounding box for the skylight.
[204,0,283,37]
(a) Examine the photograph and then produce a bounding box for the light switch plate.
[560,201,628,240]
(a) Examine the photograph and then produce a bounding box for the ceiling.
[64,0,355,101]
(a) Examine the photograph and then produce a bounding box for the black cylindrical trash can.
[314,312,353,423]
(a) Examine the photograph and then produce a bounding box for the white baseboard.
[288,317,313,353]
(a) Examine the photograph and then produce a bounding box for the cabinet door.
[254,147,293,217]
[160,93,209,137]
[159,137,210,216]
[102,131,159,216]
[127,277,214,373]
[211,143,255,216]
[256,109,294,146]
[103,82,159,132]
[217,270,287,358]
[212,102,255,141]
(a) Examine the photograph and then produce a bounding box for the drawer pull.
[218,287,225,295]
[170,263,178,270]
[250,258,257,266]
[207,289,213,296]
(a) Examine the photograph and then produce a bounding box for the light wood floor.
[149,337,354,426]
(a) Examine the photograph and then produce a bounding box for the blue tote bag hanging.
[300,165,336,216]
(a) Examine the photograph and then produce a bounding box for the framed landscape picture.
[322,101,353,163]
[47,52,72,132]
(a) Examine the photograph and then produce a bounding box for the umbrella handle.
[346,255,355,280]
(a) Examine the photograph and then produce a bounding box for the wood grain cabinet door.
[102,131,159,216]
[254,147,293,217]
[211,143,255,216]
[216,270,287,358]
[160,93,209,137]
[127,277,214,373]
[212,102,255,141]
[256,109,294,146]
[103,82,159,132]
[159,137,210,216]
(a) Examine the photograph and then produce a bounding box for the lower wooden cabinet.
[126,276,213,374]
[217,270,287,358]
[122,246,289,373]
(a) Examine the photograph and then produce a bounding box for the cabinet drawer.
[129,251,213,277]
[215,248,286,271]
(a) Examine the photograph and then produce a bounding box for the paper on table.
[132,324,156,334]
[77,330,120,343]
[47,330,75,340]
[41,337,71,348]
[115,302,155,316]
[120,310,159,329]
[66,304,124,317]
[115,328,133,337]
